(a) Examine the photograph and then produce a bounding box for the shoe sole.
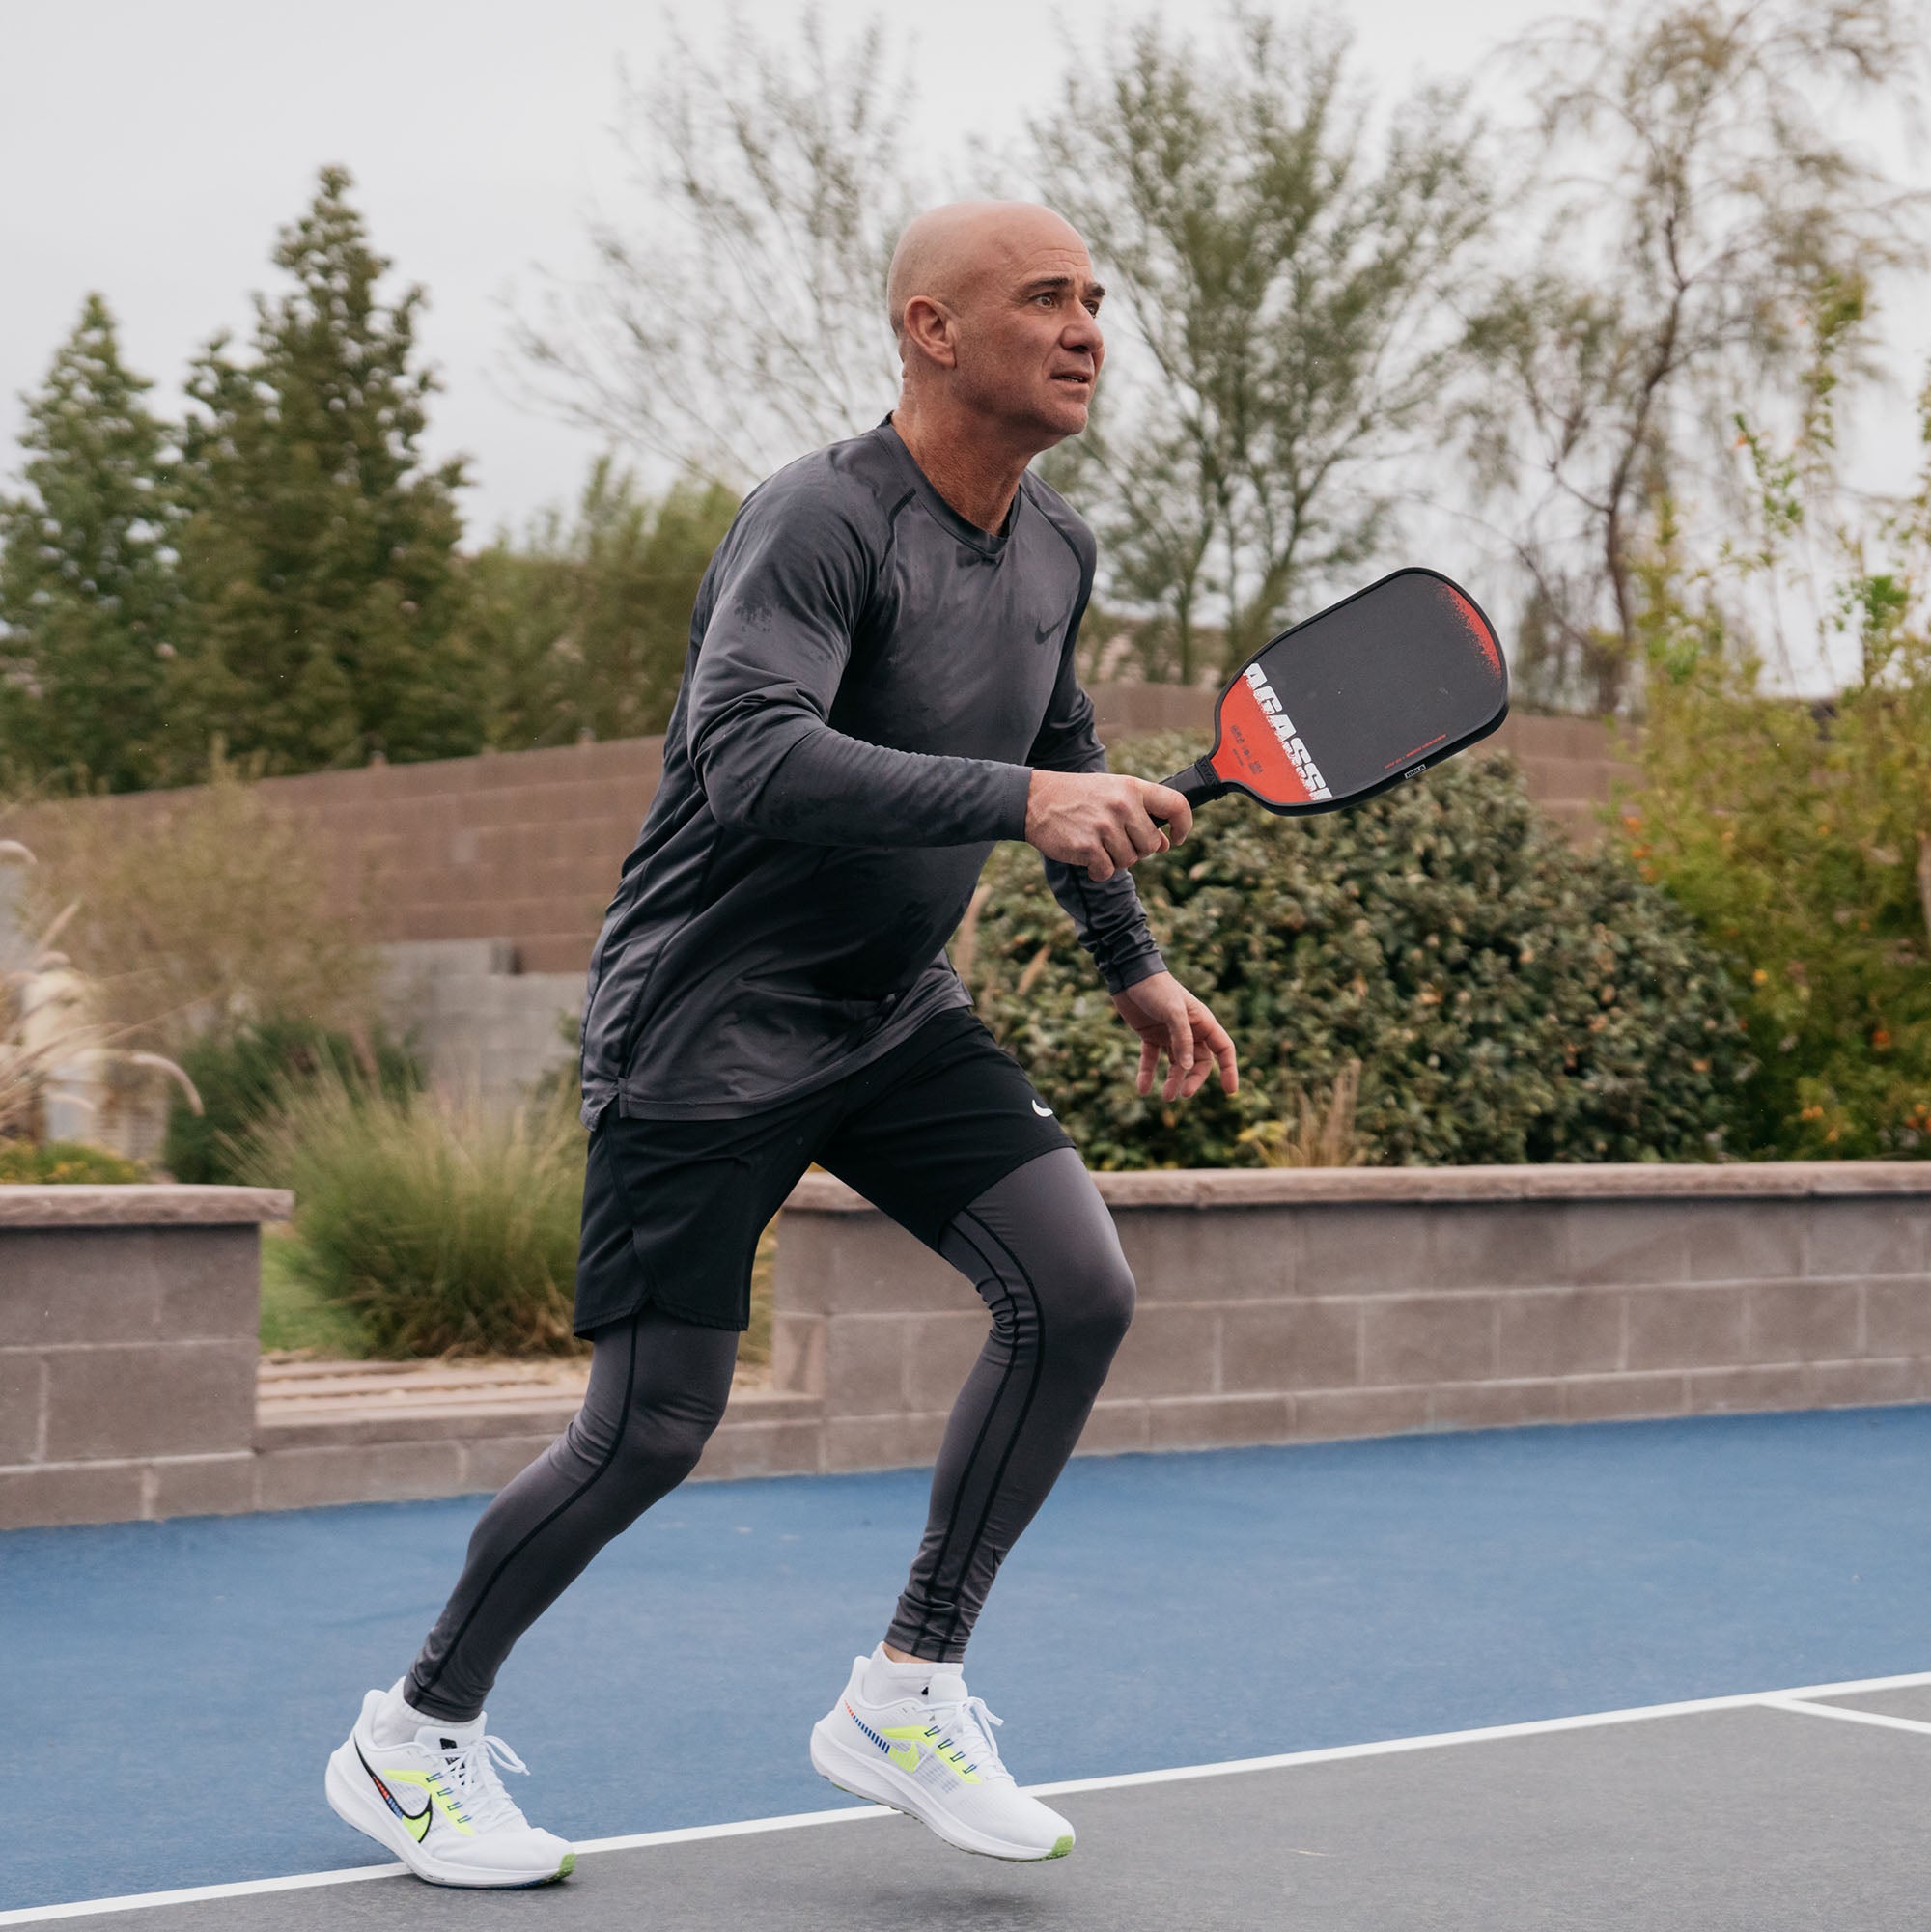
[808,1720,1073,1863]
[324,1737,574,1889]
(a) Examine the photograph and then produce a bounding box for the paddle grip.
[1150,757,1223,828]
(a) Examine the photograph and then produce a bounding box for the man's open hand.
[1024,770,1191,882]
[1112,971,1238,1103]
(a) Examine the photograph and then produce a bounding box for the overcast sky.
[4,0,1927,582]
[0,0,1572,543]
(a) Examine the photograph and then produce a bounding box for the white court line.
[9,1666,1931,1926]
[1762,1696,1931,1739]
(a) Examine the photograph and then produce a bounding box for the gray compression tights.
[405,1147,1133,1722]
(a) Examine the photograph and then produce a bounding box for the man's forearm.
[694,703,1032,848]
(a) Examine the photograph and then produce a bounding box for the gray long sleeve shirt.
[577,418,1165,1125]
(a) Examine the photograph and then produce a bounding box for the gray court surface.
[36,1685,1931,1931]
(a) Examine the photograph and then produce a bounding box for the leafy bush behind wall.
[959,733,1750,1168]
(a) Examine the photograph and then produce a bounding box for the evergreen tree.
[171,165,480,774]
[462,459,737,749]
[0,294,181,791]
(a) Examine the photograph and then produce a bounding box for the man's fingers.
[1179,1033,1216,1098]
[1161,1006,1194,1100]
[1094,823,1140,879]
[1125,809,1166,862]
[1200,1009,1240,1094]
[1081,827,1127,882]
[1143,783,1192,845]
[1135,1034,1160,1097]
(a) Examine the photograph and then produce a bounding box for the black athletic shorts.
[572,1007,1076,1335]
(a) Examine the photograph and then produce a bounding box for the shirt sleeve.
[686,486,1033,847]
[1025,594,1168,997]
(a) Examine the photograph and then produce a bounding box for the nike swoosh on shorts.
[1031,1100,1053,1117]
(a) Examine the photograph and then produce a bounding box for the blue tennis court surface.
[7,1406,1931,1915]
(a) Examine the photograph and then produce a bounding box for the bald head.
[884,199,1105,490]
[887,201,1090,344]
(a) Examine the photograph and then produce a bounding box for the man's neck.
[889,398,1040,535]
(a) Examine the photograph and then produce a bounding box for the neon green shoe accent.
[881,1722,983,1783]
[556,1852,575,1880]
[885,1740,920,1773]
[1048,1834,1074,1859]
[381,1767,476,1837]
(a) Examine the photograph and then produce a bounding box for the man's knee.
[1057,1245,1135,1361]
[622,1391,728,1487]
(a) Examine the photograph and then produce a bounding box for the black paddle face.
[1176,569,1508,815]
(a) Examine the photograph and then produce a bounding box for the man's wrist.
[999,763,1036,844]
[1105,952,1167,997]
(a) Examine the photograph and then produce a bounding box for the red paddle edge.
[1161,566,1510,818]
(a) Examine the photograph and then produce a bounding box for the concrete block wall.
[1491,713,1638,848]
[244,1386,826,1514]
[7,737,663,980]
[0,1188,290,1527]
[378,939,582,1111]
[771,1165,1931,1470]
[6,695,1630,993]
[7,1164,1927,1529]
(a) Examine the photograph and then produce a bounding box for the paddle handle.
[1151,758,1224,827]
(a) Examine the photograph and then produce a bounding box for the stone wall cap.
[0,1185,294,1227]
[784,1162,1931,1214]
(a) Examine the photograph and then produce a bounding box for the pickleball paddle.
[1159,568,1508,815]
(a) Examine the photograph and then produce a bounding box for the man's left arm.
[1026,639,1239,1106]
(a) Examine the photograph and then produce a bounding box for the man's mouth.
[1051,372,1093,389]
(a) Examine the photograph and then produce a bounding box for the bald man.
[325,201,1237,1887]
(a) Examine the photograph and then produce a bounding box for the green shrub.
[1631,601,1931,1158]
[960,732,1749,1167]
[165,1018,421,1185]
[0,1138,145,1184]
[237,1070,586,1358]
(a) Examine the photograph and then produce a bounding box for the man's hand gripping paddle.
[1157,567,1509,821]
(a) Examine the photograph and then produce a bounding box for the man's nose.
[1062,311,1104,356]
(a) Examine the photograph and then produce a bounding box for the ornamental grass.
[238,1069,586,1358]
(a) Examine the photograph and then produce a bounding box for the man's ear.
[900,294,959,371]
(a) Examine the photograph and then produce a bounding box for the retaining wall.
[0,1187,290,1527]
[4,1164,1927,1528]
[378,939,582,1113]
[771,1164,1931,1466]
[0,1186,815,1529]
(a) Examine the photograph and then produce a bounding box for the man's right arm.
[687,481,1187,867]
[686,489,1032,849]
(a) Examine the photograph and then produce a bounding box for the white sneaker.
[324,1684,575,1888]
[809,1650,1074,1862]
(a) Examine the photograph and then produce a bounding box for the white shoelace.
[434,1732,531,1832]
[923,1694,1014,1785]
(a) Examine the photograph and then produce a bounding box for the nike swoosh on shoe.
[356,1741,434,1842]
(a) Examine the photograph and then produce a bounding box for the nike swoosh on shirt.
[1031,1100,1054,1117]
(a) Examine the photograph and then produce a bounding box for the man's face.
[951,229,1105,449]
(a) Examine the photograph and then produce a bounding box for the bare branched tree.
[1461,0,1926,713]
[510,9,919,488]
[1034,10,1492,683]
